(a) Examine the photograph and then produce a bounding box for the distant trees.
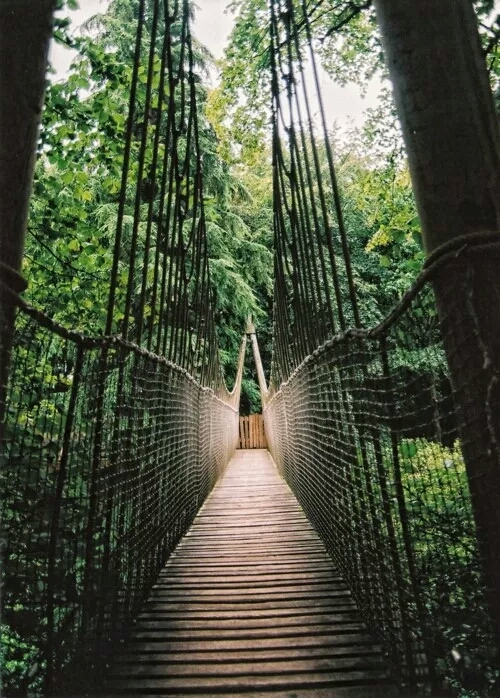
[25,0,273,407]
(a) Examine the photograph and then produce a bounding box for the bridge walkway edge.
[103,448,398,697]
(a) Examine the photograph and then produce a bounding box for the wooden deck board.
[104,449,397,696]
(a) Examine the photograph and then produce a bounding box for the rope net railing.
[259,0,499,693]
[260,252,495,693]
[0,0,244,694]
[1,302,241,695]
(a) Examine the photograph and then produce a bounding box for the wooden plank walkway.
[104,449,397,697]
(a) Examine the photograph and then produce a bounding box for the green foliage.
[205,158,274,402]
[0,623,42,695]
[317,3,381,90]
[399,439,497,696]
[330,126,425,311]
[215,0,271,163]
[26,6,135,332]
[24,0,275,409]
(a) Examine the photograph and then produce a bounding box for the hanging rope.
[263,0,497,692]
[2,0,499,695]
[0,1,245,694]
[269,0,360,384]
[102,0,224,390]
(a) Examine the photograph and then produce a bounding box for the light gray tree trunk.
[374,0,500,653]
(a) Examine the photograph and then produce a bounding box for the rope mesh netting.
[1,0,500,695]
[259,0,498,693]
[261,260,495,692]
[0,0,243,693]
[1,306,240,694]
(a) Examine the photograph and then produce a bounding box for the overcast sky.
[49,0,380,130]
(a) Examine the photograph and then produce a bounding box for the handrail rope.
[422,230,500,267]
[0,276,242,408]
[258,231,500,406]
[0,262,28,294]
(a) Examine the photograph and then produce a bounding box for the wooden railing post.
[246,319,269,401]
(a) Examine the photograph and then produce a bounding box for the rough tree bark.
[373,0,500,654]
[0,0,55,422]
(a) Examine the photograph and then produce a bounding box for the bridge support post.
[246,319,269,399]
[373,0,500,654]
[0,0,55,423]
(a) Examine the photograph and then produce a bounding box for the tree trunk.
[373,0,500,653]
[0,0,55,421]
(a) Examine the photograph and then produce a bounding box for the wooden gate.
[239,414,268,449]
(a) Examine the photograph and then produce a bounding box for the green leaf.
[412,230,423,249]
[390,227,406,243]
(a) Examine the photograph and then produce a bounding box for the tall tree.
[373,0,500,654]
[0,0,56,423]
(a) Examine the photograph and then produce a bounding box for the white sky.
[50,0,379,129]
[193,0,380,130]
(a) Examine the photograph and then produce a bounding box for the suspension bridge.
[1,0,500,696]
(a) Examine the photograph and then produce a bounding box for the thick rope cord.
[0,262,28,296]
[258,233,498,687]
[269,0,363,383]
[266,0,499,691]
[0,2,246,694]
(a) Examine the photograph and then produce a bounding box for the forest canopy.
[26,0,500,412]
